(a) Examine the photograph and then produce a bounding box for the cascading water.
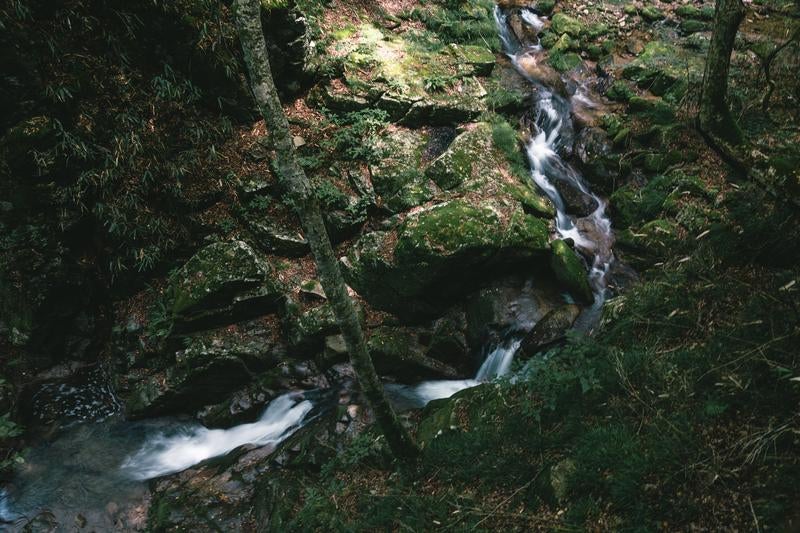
[122,391,313,480]
[387,6,617,408]
[497,5,615,327]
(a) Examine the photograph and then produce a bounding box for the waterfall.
[500,5,615,314]
[386,5,616,409]
[122,392,313,480]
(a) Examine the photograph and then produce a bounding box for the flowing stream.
[384,6,615,407]
[0,6,615,529]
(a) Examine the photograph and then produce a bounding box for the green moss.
[605,80,636,102]
[640,6,664,22]
[168,241,272,317]
[680,19,707,34]
[585,23,610,39]
[622,41,703,97]
[426,125,494,190]
[370,128,434,212]
[536,0,556,14]
[549,51,582,72]
[675,5,702,19]
[549,239,593,303]
[628,96,675,125]
[552,33,579,53]
[550,13,584,36]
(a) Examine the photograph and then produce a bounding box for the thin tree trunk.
[699,0,746,145]
[232,0,418,459]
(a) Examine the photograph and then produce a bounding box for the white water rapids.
[121,392,313,480]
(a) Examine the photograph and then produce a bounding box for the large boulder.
[313,24,495,126]
[367,326,459,380]
[368,127,435,213]
[622,41,703,99]
[517,303,581,359]
[165,240,284,333]
[125,327,287,418]
[342,197,550,317]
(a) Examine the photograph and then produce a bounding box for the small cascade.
[122,391,313,480]
[498,4,616,322]
[387,5,617,408]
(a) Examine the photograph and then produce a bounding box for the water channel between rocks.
[0,5,615,530]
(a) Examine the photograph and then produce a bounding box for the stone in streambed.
[554,180,598,217]
[517,303,581,359]
[549,239,593,304]
[126,329,286,418]
[368,327,459,380]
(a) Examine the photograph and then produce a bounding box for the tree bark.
[699,0,746,145]
[232,0,418,459]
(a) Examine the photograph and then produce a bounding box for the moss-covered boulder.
[640,6,664,22]
[549,239,593,304]
[165,241,283,333]
[368,127,434,213]
[550,13,584,37]
[367,327,459,380]
[622,41,703,99]
[315,24,493,126]
[417,383,500,446]
[284,301,339,354]
[549,51,583,72]
[126,329,285,418]
[343,198,550,317]
[517,303,581,359]
[426,123,496,190]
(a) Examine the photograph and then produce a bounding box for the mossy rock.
[518,304,581,359]
[285,301,339,353]
[369,127,434,213]
[126,329,283,418]
[605,80,636,102]
[535,0,556,15]
[675,5,702,19]
[485,61,532,114]
[417,383,500,445]
[343,198,550,317]
[368,326,459,380]
[622,41,703,98]
[399,77,489,127]
[552,33,579,53]
[426,123,496,190]
[319,24,492,127]
[549,51,583,72]
[549,239,593,304]
[550,13,584,37]
[166,241,283,333]
[680,19,708,35]
[628,96,676,125]
[640,6,664,22]
[585,23,610,39]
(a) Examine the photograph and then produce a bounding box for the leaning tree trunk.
[699,0,746,145]
[232,0,418,459]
